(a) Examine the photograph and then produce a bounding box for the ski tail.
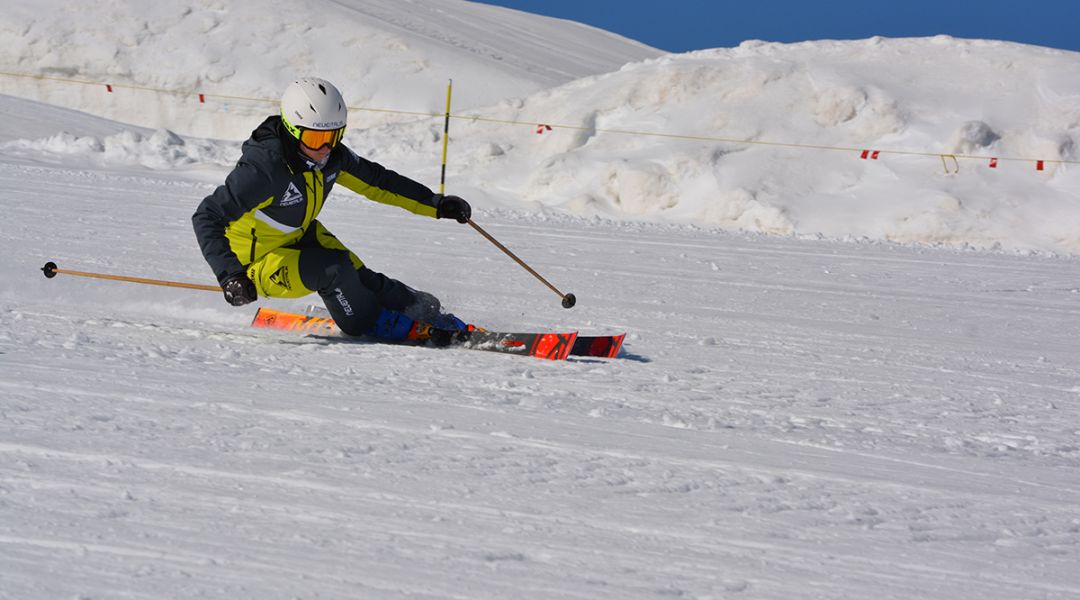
[252,307,339,334]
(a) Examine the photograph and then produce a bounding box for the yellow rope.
[2,69,1074,168]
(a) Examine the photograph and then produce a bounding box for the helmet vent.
[318,84,327,94]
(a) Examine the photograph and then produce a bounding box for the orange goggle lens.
[298,127,345,150]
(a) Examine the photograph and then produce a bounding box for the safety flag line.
[459,113,1067,172]
[0,68,1071,172]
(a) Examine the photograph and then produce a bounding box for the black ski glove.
[222,274,257,306]
[436,195,471,223]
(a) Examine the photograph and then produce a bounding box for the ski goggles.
[296,126,345,150]
[282,113,346,150]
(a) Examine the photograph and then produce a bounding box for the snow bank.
[2,2,1078,254]
[1,128,237,170]
[0,0,659,139]
[367,37,1080,254]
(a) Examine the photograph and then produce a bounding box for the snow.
[0,0,659,139]
[4,8,1078,252]
[2,1,1080,599]
[376,36,1080,254]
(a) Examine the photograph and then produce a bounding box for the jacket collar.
[250,115,341,174]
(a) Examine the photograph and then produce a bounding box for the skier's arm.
[335,146,441,217]
[192,160,275,285]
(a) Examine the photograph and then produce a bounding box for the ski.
[252,308,577,360]
[300,304,626,359]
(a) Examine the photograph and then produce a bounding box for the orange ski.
[252,308,576,361]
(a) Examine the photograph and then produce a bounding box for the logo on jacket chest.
[280,182,303,207]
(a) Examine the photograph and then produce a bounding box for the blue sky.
[476,1,1080,53]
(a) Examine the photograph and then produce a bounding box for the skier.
[192,77,472,345]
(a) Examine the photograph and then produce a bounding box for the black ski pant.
[294,242,416,337]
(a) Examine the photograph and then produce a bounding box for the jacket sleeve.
[335,145,440,218]
[191,159,276,285]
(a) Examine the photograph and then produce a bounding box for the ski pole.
[41,262,221,293]
[466,220,576,309]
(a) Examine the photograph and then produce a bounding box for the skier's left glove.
[436,195,471,224]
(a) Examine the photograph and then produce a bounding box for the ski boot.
[369,308,462,348]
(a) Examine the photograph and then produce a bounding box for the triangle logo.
[280,182,303,207]
[269,265,292,291]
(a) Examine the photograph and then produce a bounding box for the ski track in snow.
[1,159,1079,599]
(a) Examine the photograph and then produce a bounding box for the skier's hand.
[437,195,471,224]
[222,274,257,306]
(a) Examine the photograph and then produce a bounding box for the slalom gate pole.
[465,220,576,309]
[439,79,452,195]
[41,262,221,293]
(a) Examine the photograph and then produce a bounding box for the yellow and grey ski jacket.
[193,116,441,285]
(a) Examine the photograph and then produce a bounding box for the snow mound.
[2,0,1078,255]
[2,128,237,170]
[0,0,659,139]
[365,37,1080,254]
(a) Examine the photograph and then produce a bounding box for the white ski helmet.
[280,78,348,135]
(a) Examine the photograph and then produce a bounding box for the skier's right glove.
[222,274,257,306]
[436,195,472,224]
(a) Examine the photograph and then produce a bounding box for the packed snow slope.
[1,0,1077,253]
[2,94,1080,600]
[1,3,1080,597]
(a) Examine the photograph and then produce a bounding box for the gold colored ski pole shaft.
[41,262,221,292]
[465,221,576,309]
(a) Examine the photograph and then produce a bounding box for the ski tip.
[570,333,627,358]
[608,333,627,358]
